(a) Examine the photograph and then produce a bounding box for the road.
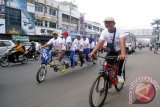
[0,48,160,107]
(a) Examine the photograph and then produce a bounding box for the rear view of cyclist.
[89,17,126,83]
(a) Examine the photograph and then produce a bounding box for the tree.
[151,19,160,41]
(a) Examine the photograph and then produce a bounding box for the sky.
[58,0,160,29]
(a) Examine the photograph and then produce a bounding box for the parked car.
[0,40,15,56]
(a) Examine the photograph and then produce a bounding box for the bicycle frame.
[99,56,127,85]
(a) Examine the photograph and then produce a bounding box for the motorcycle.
[149,46,152,51]
[25,49,40,60]
[0,50,28,67]
[138,45,142,50]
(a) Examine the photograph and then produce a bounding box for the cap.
[52,31,59,35]
[104,17,115,22]
[76,34,82,37]
[62,31,68,35]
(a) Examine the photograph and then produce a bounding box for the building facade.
[84,20,104,39]
[0,0,103,41]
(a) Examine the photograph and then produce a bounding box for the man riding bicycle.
[72,34,85,66]
[89,17,126,83]
[61,31,75,67]
[41,32,64,66]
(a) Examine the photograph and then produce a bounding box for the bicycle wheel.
[115,69,125,92]
[36,65,47,83]
[89,74,108,107]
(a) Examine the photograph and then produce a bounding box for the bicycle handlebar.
[97,55,127,60]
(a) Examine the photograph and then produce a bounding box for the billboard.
[0,0,5,34]
[21,11,35,35]
[5,0,27,10]
[0,19,5,33]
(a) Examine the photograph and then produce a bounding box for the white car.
[0,40,15,56]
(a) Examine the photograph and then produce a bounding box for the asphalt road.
[0,48,160,107]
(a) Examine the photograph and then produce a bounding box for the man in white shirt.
[83,36,90,62]
[41,32,63,65]
[89,17,126,83]
[72,34,84,66]
[61,31,74,67]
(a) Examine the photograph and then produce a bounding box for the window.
[62,14,69,22]
[27,0,35,4]
[5,8,21,26]
[35,2,43,12]
[45,6,47,13]
[49,22,56,28]
[35,20,43,26]
[49,7,56,16]
[3,41,12,46]
[45,21,48,27]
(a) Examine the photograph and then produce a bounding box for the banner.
[21,11,35,35]
[5,0,27,10]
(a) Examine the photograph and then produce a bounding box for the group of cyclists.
[41,16,126,83]
[41,31,97,67]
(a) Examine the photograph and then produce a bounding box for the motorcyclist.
[8,40,25,62]
[28,41,36,57]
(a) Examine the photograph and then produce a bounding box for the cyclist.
[89,17,126,83]
[41,32,64,65]
[83,35,90,62]
[61,31,74,67]
[72,34,84,66]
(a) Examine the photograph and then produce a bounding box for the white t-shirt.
[71,38,84,51]
[62,36,72,51]
[47,37,63,50]
[99,28,125,51]
[83,38,90,49]
[91,41,96,49]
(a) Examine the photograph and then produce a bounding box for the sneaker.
[117,75,124,83]
[60,65,66,73]
[50,62,55,67]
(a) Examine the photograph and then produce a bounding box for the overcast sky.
[58,0,160,29]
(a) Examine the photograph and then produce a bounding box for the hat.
[62,31,68,35]
[52,31,59,35]
[104,17,115,22]
[76,34,82,37]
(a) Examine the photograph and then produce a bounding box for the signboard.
[21,11,35,35]
[35,26,62,36]
[12,35,29,41]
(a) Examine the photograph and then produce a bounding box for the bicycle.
[36,48,70,83]
[89,55,127,107]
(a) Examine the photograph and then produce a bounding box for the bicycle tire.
[115,69,125,92]
[89,74,108,107]
[36,65,47,83]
